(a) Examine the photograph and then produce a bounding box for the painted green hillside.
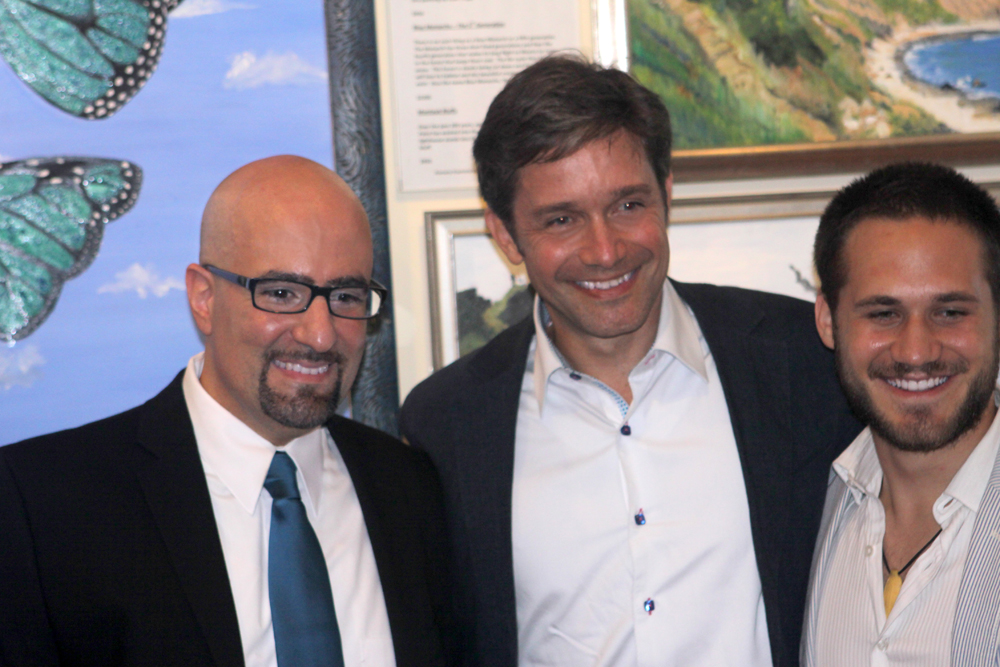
[629,0,957,148]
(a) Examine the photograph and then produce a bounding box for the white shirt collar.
[531,279,708,409]
[181,352,327,515]
[833,390,1000,514]
[942,398,1000,513]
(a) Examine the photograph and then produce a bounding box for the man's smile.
[272,359,331,377]
[575,270,636,291]
[884,376,950,392]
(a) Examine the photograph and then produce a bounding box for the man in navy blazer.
[0,157,454,666]
[401,56,860,667]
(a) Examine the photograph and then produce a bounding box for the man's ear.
[186,263,215,336]
[664,172,673,214]
[815,293,836,350]
[485,209,524,265]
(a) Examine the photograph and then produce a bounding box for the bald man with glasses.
[0,156,456,667]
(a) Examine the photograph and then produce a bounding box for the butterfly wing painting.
[0,0,184,119]
[0,157,142,342]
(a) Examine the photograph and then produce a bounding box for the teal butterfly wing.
[0,0,184,119]
[0,157,142,341]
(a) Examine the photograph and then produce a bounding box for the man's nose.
[578,218,625,267]
[891,315,942,367]
[291,295,337,351]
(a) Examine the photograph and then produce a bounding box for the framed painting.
[620,0,1000,180]
[425,210,531,370]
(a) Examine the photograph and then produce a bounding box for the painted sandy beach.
[868,21,1000,134]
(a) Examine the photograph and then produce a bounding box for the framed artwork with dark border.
[616,0,1000,181]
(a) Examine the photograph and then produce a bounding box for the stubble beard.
[835,337,999,453]
[257,349,345,430]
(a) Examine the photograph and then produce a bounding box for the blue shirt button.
[569,372,581,380]
[620,424,631,436]
[634,509,645,525]
[644,598,655,614]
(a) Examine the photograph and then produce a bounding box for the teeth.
[577,271,634,290]
[273,360,329,375]
[886,377,948,392]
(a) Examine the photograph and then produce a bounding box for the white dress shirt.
[511,280,772,667]
[182,353,396,667]
[803,396,1000,667]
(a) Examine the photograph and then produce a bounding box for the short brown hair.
[815,162,1000,312]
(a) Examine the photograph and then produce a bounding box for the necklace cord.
[882,527,943,576]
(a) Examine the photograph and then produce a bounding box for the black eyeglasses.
[205,265,388,319]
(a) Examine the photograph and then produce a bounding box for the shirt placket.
[620,356,661,665]
[862,495,892,667]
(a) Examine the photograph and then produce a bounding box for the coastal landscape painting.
[629,0,1000,149]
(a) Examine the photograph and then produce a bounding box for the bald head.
[199,155,369,266]
[187,155,376,446]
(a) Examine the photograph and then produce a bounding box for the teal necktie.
[264,451,345,667]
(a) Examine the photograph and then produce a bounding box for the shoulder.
[674,279,814,324]
[328,415,437,480]
[2,404,145,469]
[401,315,533,428]
[0,372,185,480]
[673,280,826,351]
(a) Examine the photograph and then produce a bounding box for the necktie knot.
[264,451,301,501]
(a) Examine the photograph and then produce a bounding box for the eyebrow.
[853,292,980,308]
[257,271,370,288]
[530,184,656,217]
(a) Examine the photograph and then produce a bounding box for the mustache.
[263,348,346,366]
[868,358,969,380]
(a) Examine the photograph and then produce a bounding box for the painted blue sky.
[1,0,334,443]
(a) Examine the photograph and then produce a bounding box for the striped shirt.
[802,401,1000,667]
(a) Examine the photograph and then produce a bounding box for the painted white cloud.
[171,0,254,18]
[224,51,327,90]
[0,343,44,390]
[98,263,185,299]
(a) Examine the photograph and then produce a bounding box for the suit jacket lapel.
[452,316,534,661]
[672,281,796,662]
[953,446,1000,667]
[133,372,245,667]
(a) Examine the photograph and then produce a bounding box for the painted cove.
[903,32,1000,104]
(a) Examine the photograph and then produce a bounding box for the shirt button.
[569,371,581,380]
[876,639,888,651]
[634,509,646,525]
[620,424,631,436]
[644,598,655,614]
[865,545,874,557]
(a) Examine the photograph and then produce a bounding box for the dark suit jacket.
[400,280,862,667]
[0,372,455,667]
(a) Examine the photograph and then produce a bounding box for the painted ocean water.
[904,32,1000,103]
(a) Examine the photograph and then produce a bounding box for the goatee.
[258,349,344,430]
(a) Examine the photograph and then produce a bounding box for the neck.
[547,298,662,404]
[875,402,996,525]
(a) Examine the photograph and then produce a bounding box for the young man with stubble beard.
[803,162,1000,666]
